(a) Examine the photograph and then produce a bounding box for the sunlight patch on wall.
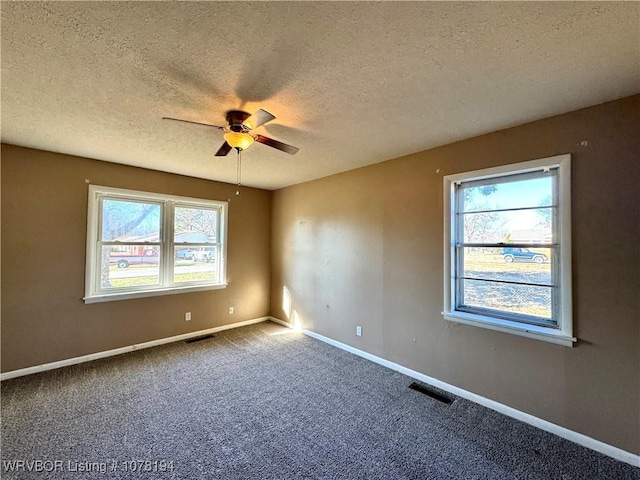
[270,285,304,335]
[283,285,293,320]
[291,309,304,330]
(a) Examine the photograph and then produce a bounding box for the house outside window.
[84,185,227,303]
[443,155,574,346]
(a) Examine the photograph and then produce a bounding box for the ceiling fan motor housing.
[227,110,251,132]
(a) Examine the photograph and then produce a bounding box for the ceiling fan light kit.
[223,132,254,151]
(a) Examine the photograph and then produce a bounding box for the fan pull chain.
[235,149,242,196]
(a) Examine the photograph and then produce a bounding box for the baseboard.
[0,316,271,381]
[268,317,639,468]
[269,316,296,328]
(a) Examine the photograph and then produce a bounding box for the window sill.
[84,283,228,304]
[443,311,576,347]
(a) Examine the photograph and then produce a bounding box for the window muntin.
[85,186,227,303]
[443,155,573,346]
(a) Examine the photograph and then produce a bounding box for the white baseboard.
[269,316,296,328]
[0,316,271,381]
[268,318,639,468]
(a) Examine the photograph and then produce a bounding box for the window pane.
[461,207,553,244]
[461,176,553,213]
[174,246,217,283]
[174,206,217,243]
[101,199,161,242]
[461,247,553,285]
[100,246,160,289]
[460,278,553,322]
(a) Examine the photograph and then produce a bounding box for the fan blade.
[162,117,224,129]
[214,142,232,156]
[242,109,276,130]
[254,135,299,155]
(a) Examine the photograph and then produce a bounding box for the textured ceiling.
[2,2,639,190]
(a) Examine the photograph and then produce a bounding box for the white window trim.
[443,154,575,347]
[84,185,228,304]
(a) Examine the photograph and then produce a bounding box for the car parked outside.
[175,248,195,261]
[194,247,216,263]
[110,248,159,268]
[502,247,547,264]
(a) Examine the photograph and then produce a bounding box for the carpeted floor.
[1,321,638,479]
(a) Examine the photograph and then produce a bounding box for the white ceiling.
[2,2,639,190]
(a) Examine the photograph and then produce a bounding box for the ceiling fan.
[163,109,299,156]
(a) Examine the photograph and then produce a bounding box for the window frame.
[84,185,228,304]
[443,155,575,347]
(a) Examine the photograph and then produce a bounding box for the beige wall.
[270,95,640,454]
[1,145,272,372]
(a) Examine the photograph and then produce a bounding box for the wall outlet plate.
[356,325,362,337]
[185,312,191,321]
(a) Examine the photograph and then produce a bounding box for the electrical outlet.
[228,306,234,315]
[356,325,362,337]
[185,312,191,321]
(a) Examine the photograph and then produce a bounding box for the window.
[443,155,574,346]
[84,185,227,303]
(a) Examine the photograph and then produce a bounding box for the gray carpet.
[1,321,638,479]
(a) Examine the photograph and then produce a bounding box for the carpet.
[1,321,638,479]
